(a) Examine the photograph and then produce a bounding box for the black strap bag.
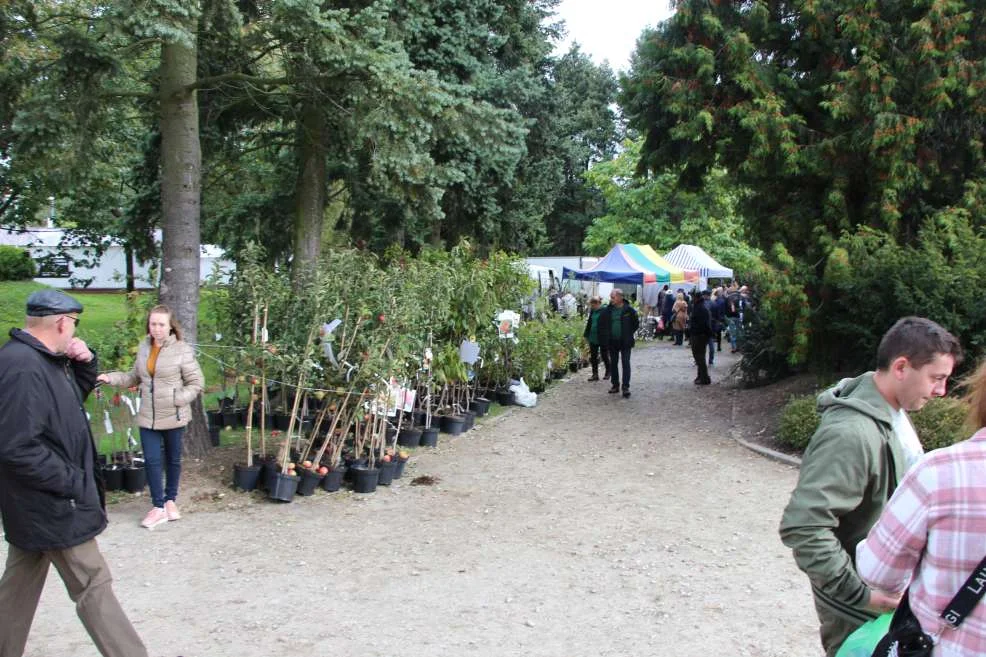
[872,554,986,656]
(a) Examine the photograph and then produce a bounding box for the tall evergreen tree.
[620,0,986,263]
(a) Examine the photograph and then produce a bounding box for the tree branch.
[182,73,291,95]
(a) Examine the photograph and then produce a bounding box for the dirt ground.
[7,339,825,657]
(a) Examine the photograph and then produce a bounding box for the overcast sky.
[552,0,675,73]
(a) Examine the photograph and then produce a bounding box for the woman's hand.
[96,373,111,384]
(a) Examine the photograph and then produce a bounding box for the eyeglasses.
[62,315,80,327]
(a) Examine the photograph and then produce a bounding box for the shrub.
[912,397,970,451]
[0,246,36,281]
[776,394,820,450]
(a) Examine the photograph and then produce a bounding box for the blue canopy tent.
[562,244,672,284]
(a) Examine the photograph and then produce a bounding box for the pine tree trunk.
[159,35,208,458]
[292,103,327,287]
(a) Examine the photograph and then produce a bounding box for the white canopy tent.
[663,244,733,289]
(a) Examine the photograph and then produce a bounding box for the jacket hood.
[817,372,895,427]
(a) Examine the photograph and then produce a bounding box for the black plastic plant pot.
[394,456,409,479]
[420,427,439,447]
[343,457,367,481]
[568,361,579,373]
[377,460,397,486]
[462,410,476,432]
[397,427,422,447]
[470,398,491,417]
[411,410,426,426]
[263,461,282,492]
[122,466,146,493]
[496,389,514,406]
[295,468,324,496]
[320,467,346,492]
[208,426,221,447]
[350,466,380,494]
[206,410,223,429]
[439,414,466,436]
[97,454,108,466]
[221,410,239,428]
[232,464,262,491]
[268,472,300,502]
[102,466,124,492]
[273,413,291,431]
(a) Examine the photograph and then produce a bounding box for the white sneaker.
[141,507,168,529]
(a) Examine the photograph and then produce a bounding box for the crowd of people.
[578,281,755,393]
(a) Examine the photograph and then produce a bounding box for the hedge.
[0,246,36,281]
[776,393,970,453]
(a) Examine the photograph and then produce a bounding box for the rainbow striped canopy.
[562,244,699,285]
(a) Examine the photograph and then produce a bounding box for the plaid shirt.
[856,429,986,657]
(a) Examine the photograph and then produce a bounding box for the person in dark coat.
[689,290,714,385]
[709,286,727,365]
[597,289,640,398]
[582,296,610,381]
[661,288,676,340]
[0,290,147,657]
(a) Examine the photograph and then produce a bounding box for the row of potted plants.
[193,241,588,503]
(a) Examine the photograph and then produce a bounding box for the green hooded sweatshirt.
[778,372,907,625]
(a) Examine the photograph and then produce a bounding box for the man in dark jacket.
[0,290,147,657]
[689,290,714,385]
[597,289,640,398]
[582,296,609,381]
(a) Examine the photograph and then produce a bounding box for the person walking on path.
[709,287,726,363]
[598,289,639,398]
[779,316,963,657]
[689,290,713,385]
[856,358,986,657]
[671,292,689,346]
[583,296,609,382]
[97,304,204,530]
[0,290,148,657]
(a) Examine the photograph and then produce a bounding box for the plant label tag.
[459,340,480,364]
[103,410,113,435]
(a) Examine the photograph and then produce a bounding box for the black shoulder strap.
[941,555,986,628]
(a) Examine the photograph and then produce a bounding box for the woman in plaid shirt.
[856,362,986,656]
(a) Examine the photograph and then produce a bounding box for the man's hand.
[64,338,94,363]
[867,589,902,613]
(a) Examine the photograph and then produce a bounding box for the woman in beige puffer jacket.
[98,305,204,529]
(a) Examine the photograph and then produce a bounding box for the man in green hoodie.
[779,317,962,656]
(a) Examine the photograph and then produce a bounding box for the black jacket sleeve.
[70,352,99,400]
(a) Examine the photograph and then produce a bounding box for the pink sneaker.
[164,500,181,521]
[141,507,168,529]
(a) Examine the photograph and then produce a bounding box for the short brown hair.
[875,316,963,370]
[147,304,183,341]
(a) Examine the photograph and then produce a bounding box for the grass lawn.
[1,281,245,457]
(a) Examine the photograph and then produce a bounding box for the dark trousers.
[691,336,711,383]
[139,427,184,509]
[0,539,148,657]
[589,343,610,376]
[608,345,632,389]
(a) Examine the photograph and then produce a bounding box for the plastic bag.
[509,378,537,408]
[835,612,893,657]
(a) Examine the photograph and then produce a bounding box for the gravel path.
[8,340,822,657]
